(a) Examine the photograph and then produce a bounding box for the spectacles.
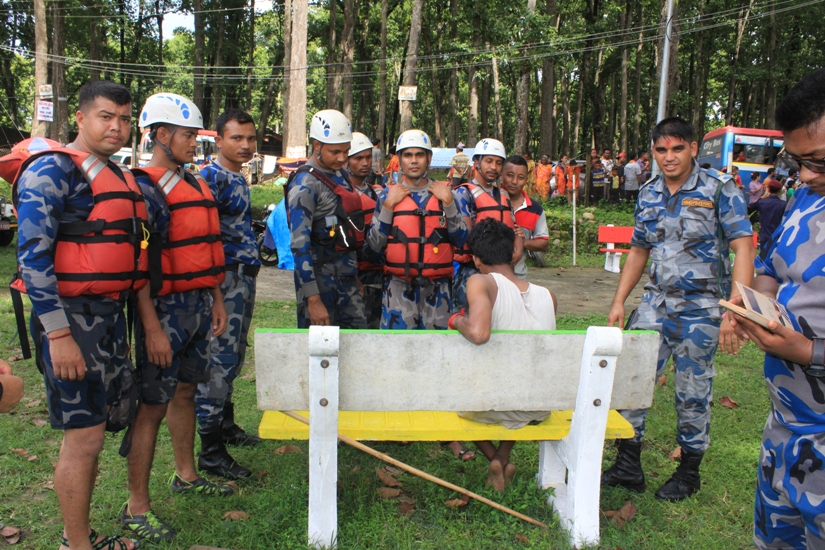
[777,150,825,174]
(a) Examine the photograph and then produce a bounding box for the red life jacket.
[453,182,514,264]
[355,184,383,272]
[385,188,454,281]
[132,167,225,295]
[12,148,150,299]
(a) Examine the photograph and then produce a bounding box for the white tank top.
[489,272,556,331]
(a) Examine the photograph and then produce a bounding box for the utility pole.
[283,0,308,158]
[652,0,675,177]
[32,0,49,137]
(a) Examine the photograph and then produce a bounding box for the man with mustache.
[603,117,754,502]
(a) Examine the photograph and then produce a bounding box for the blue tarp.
[266,198,294,270]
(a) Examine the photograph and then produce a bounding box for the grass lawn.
[0,239,769,549]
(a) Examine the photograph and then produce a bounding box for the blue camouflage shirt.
[288,157,359,297]
[632,162,752,312]
[201,160,260,266]
[17,153,125,333]
[756,186,825,433]
[134,170,210,314]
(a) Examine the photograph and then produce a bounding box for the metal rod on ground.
[283,411,549,530]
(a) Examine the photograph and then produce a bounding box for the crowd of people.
[2,67,825,550]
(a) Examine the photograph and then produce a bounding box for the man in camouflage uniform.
[123,93,234,544]
[348,131,384,328]
[288,109,366,328]
[16,81,140,550]
[729,69,825,549]
[603,117,755,501]
[367,129,467,330]
[195,109,262,481]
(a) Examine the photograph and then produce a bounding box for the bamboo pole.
[283,411,549,530]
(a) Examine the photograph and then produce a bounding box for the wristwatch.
[805,338,825,378]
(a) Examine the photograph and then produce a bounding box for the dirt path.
[255,264,647,317]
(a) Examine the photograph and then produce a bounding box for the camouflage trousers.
[451,263,478,313]
[755,412,825,549]
[621,301,720,453]
[381,275,451,330]
[33,307,134,430]
[295,270,367,329]
[195,272,256,429]
[135,291,212,405]
[359,269,384,329]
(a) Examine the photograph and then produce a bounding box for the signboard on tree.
[37,100,54,122]
[38,84,53,98]
[398,86,418,101]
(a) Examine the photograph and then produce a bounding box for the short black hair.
[628,152,638,161]
[651,117,695,144]
[776,69,825,133]
[503,155,527,168]
[767,167,775,175]
[468,218,515,266]
[751,171,760,179]
[216,109,255,136]
[789,168,798,177]
[78,80,131,111]
[371,137,381,145]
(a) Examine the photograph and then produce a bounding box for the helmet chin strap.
[151,126,187,166]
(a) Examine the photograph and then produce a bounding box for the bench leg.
[604,250,621,274]
[543,327,622,549]
[308,326,341,549]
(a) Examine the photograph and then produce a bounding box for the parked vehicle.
[253,204,278,267]
[698,126,784,183]
[0,194,15,246]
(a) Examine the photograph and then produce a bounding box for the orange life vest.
[355,184,383,272]
[12,149,150,299]
[384,189,454,281]
[453,182,514,264]
[132,167,225,295]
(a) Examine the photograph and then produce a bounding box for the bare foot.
[504,462,517,486]
[447,441,475,461]
[488,459,506,492]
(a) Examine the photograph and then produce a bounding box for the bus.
[697,126,784,184]
[136,128,218,167]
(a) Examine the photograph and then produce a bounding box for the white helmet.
[473,138,506,160]
[309,109,352,144]
[396,129,432,153]
[349,132,373,157]
[139,93,203,130]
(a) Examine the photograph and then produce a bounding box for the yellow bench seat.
[259,409,634,442]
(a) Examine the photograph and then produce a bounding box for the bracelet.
[806,338,825,379]
[448,308,466,330]
[48,332,72,342]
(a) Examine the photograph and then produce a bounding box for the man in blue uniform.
[195,109,262,480]
[288,109,367,328]
[603,117,755,501]
[729,68,825,549]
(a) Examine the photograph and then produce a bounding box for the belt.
[224,263,261,277]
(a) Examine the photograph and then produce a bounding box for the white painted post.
[603,224,621,274]
[307,326,341,549]
[545,326,622,549]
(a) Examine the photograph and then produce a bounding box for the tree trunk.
[326,0,339,109]
[155,0,163,68]
[193,0,205,109]
[608,72,617,151]
[245,0,256,111]
[539,0,558,157]
[491,56,504,141]
[32,0,48,137]
[282,0,293,141]
[619,0,629,154]
[447,0,459,146]
[764,1,777,128]
[398,0,424,132]
[561,68,570,155]
[513,0,537,155]
[480,74,490,138]
[284,0,308,157]
[377,0,388,145]
[632,1,642,154]
[88,2,103,82]
[50,1,68,143]
[258,64,279,151]
[466,22,480,146]
[209,11,227,128]
[340,0,356,120]
[725,0,756,126]
[690,0,706,132]
[573,62,583,156]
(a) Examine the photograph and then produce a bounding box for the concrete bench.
[597,224,634,274]
[255,327,658,549]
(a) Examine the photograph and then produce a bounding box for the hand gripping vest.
[13,149,150,299]
[132,167,225,295]
[355,184,384,272]
[453,182,514,264]
[384,189,454,281]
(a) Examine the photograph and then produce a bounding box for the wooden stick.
[283,410,549,530]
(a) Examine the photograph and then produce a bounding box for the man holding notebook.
[729,69,825,550]
[602,117,754,502]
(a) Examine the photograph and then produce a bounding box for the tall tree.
[284,0,308,157]
[32,0,48,137]
[340,0,356,120]
[398,0,424,132]
[514,0,537,155]
[376,0,388,145]
[193,0,205,108]
[50,1,68,143]
[725,0,756,125]
[539,0,558,157]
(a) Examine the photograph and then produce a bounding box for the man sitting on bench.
[449,219,558,491]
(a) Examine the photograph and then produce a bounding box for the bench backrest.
[255,329,658,412]
[597,225,634,244]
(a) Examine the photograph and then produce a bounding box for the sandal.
[120,505,176,543]
[61,528,140,549]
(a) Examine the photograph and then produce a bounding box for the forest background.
[1,0,823,158]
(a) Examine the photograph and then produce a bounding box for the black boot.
[222,402,261,447]
[655,450,703,502]
[198,426,251,480]
[601,440,646,492]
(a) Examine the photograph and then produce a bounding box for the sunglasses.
[777,150,825,174]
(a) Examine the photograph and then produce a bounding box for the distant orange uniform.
[566,164,583,195]
[535,162,553,199]
[554,164,568,195]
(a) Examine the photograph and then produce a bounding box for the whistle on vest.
[141,224,150,250]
